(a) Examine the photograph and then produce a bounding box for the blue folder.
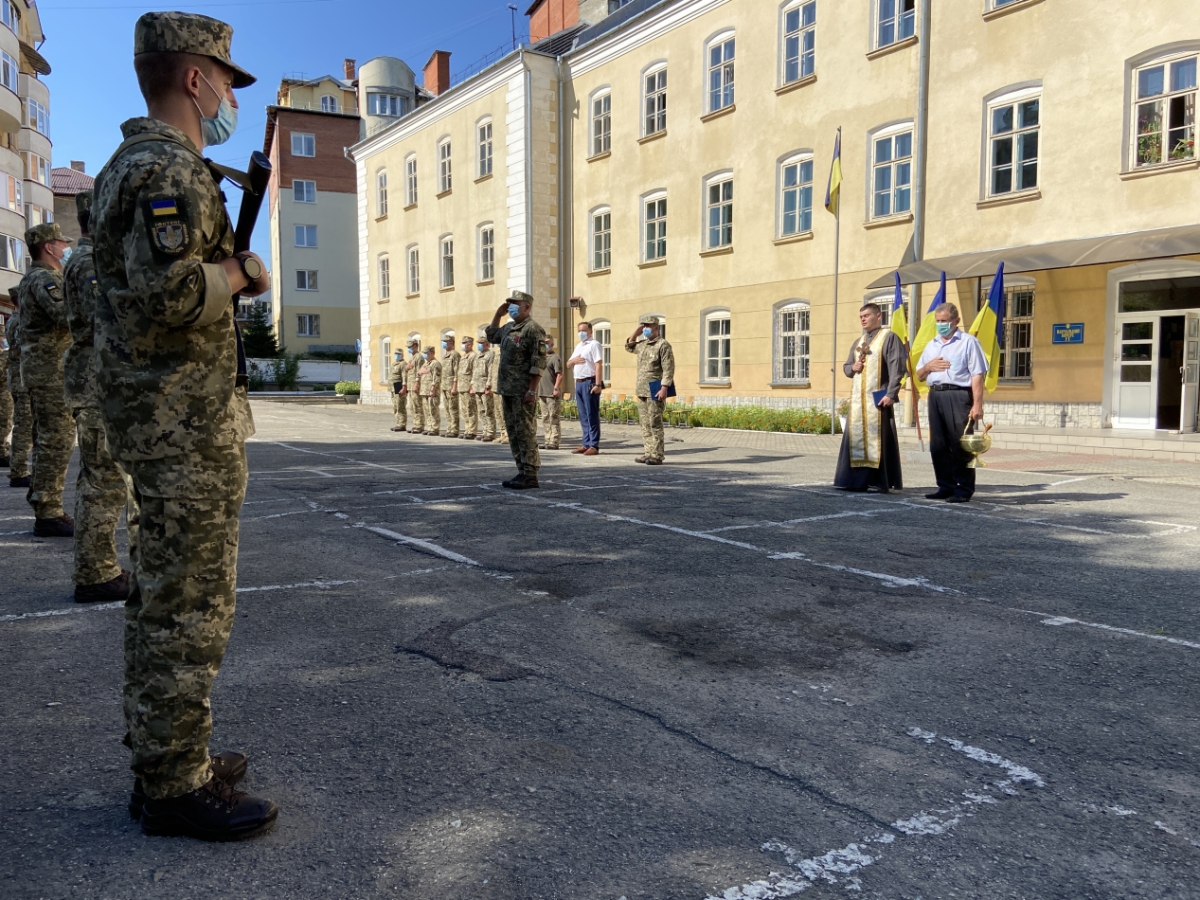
[872,389,889,408]
[649,380,677,398]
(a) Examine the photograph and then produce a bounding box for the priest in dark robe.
[834,302,905,492]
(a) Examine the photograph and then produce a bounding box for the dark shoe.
[140,776,277,842]
[645,458,663,465]
[582,447,599,456]
[481,436,494,443]
[9,475,29,488]
[634,455,648,463]
[545,446,559,450]
[34,514,74,537]
[0,456,9,467]
[508,474,540,490]
[462,434,476,440]
[947,495,971,503]
[924,491,954,500]
[501,474,522,488]
[130,751,249,820]
[390,426,405,432]
[74,570,131,604]
[571,446,587,454]
[537,443,546,450]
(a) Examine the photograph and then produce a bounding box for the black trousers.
[928,389,976,498]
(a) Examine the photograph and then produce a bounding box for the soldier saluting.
[91,12,275,841]
[485,290,547,488]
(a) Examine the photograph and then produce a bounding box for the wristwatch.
[237,254,263,282]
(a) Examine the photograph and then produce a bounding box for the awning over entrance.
[866,223,1200,289]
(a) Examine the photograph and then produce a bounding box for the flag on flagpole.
[889,271,908,344]
[969,262,1005,393]
[910,270,947,396]
[824,128,842,215]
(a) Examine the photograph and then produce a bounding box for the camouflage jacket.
[472,348,493,393]
[440,350,459,392]
[625,336,676,398]
[63,237,104,409]
[403,354,421,390]
[4,315,20,391]
[0,337,7,392]
[418,358,441,395]
[388,358,405,392]
[485,317,547,397]
[17,261,69,389]
[456,349,474,391]
[91,117,253,460]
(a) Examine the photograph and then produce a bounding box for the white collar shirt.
[570,338,602,379]
[917,329,989,387]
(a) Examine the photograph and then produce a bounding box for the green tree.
[242,303,278,358]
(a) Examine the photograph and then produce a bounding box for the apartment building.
[353,0,1200,431]
[50,160,91,243]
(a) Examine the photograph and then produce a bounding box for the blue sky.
[39,0,529,259]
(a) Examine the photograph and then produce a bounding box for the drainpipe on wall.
[908,0,933,427]
[522,50,534,297]
[556,56,568,351]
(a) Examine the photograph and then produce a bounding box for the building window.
[644,66,667,136]
[24,204,51,226]
[297,314,320,337]
[26,99,49,137]
[478,119,493,177]
[293,179,316,203]
[593,321,612,375]
[291,132,315,157]
[874,290,909,330]
[294,225,317,248]
[22,152,51,187]
[379,254,390,300]
[988,91,1039,195]
[644,194,667,261]
[871,126,913,218]
[705,176,734,248]
[704,311,732,381]
[405,155,418,206]
[591,208,611,271]
[783,1,816,84]
[983,282,1035,380]
[1,2,18,34]
[775,302,811,382]
[876,0,916,50]
[407,245,420,295]
[478,225,495,282]
[779,153,814,236]
[0,51,16,92]
[381,336,392,368]
[0,233,23,271]
[592,90,612,156]
[440,236,454,289]
[3,173,20,212]
[368,92,405,117]
[376,169,388,217]
[1132,52,1197,167]
[707,33,736,112]
[296,269,318,291]
[320,94,338,113]
[438,139,452,193]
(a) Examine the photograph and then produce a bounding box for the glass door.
[1114,318,1157,429]
[1183,313,1200,432]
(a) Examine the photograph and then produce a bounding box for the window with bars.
[783,1,816,84]
[591,209,611,271]
[1133,53,1197,167]
[775,302,811,382]
[876,0,916,50]
[376,170,388,216]
[876,294,909,330]
[438,140,452,193]
[644,67,667,135]
[704,313,732,380]
[379,254,390,300]
[706,177,733,248]
[780,155,814,236]
[592,92,612,156]
[407,245,420,295]
[989,94,1039,195]
[479,225,494,282]
[440,236,454,288]
[871,128,913,218]
[405,155,418,206]
[296,314,320,336]
[478,120,493,177]
[707,34,736,112]
[981,283,1035,380]
[644,195,667,261]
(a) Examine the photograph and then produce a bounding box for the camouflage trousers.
[7,390,31,477]
[538,397,561,448]
[442,391,460,437]
[459,392,478,438]
[501,395,539,475]
[0,387,10,457]
[27,383,75,518]
[407,391,425,433]
[637,397,666,462]
[494,394,508,442]
[123,442,247,800]
[74,407,138,586]
[423,394,441,434]
[478,392,495,438]
[392,391,407,429]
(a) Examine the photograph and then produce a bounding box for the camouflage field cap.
[25,222,70,247]
[509,290,534,306]
[638,314,661,326]
[75,190,93,219]
[134,12,256,88]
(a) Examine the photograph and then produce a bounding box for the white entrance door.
[1113,318,1157,429]
[1182,313,1200,433]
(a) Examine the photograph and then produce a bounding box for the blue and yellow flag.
[969,262,1005,393]
[824,128,842,216]
[889,271,908,344]
[910,270,946,396]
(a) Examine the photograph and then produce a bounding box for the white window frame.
[3,173,20,212]
[592,320,613,376]
[703,172,734,249]
[27,98,49,136]
[440,235,455,289]
[984,86,1040,197]
[981,275,1036,382]
[781,0,816,86]
[368,92,404,117]
[591,88,612,156]
[642,191,667,262]
[868,121,914,220]
[773,300,811,384]
[477,223,495,283]
[406,244,420,295]
[296,314,320,337]
[590,206,612,272]
[706,31,736,113]
[294,224,317,248]
[291,132,315,157]
[320,94,338,113]
[866,289,909,332]
[296,269,318,291]
[376,168,388,217]
[381,336,392,371]
[874,0,916,51]
[293,179,316,203]
[437,138,452,193]
[0,51,16,93]
[477,117,493,178]
[701,308,732,383]
[378,253,390,301]
[405,154,418,206]
[1,2,19,35]
[1129,48,1198,169]
[0,233,23,271]
[643,63,667,137]
[778,151,815,237]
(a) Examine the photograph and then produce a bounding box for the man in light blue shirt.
[916,302,988,502]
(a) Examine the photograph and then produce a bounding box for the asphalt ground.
[2,401,1199,900]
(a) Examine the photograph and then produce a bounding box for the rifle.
[226,151,272,387]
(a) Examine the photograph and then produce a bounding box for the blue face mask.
[578,331,588,342]
[194,73,238,147]
[441,341,448,349]
[508,303,520,319]
[60,246,73,264]
[642,327,653,340]
[936,322,953,337]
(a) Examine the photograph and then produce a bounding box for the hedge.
[685,405,832,434]
[335,381,361,395]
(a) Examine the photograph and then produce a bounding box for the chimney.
[343,58,356,80]
[70,160,85,173]
[423,50,451,97]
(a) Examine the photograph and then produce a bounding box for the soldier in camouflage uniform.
[473,338,495,441]
[485,291,547,489]
[489,335,508,444]
[91,11,277,841]
[537,336,563,450]
[0,319,11,467]
[4,313,31,485]
[439,335,460,438]
[419,346,442,435]
[64,191,138,603]
[17,222,76,537]
[404,340,424,433]
[456,336,476,439]
[388,348,406,432]
[625,315,676,465]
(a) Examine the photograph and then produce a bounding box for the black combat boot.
[9,474,30,487]
[74,570,131,604]
[130,751,249,820]
[33,514,74,537]
[139,775,276,842]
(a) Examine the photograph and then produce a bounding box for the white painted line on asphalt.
[237,579,361,593]
[271,441,407,474]
[356,523,482,567]
[0,529,30,535]
[1037,614,1200,650]
[0,601,124,622]
[0,514,31,521]
[703,507,902,534]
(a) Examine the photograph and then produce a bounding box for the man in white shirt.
[916,302,988,503]
[566,321,604,455]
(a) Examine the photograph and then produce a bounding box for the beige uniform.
[457,347,476,437]
[440,348,460,437]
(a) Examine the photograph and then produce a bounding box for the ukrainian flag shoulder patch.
[150,199,180,217]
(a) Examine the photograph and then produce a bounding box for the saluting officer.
[625,314,675,465]
[91,11,276,841]
[485,290,547,489]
